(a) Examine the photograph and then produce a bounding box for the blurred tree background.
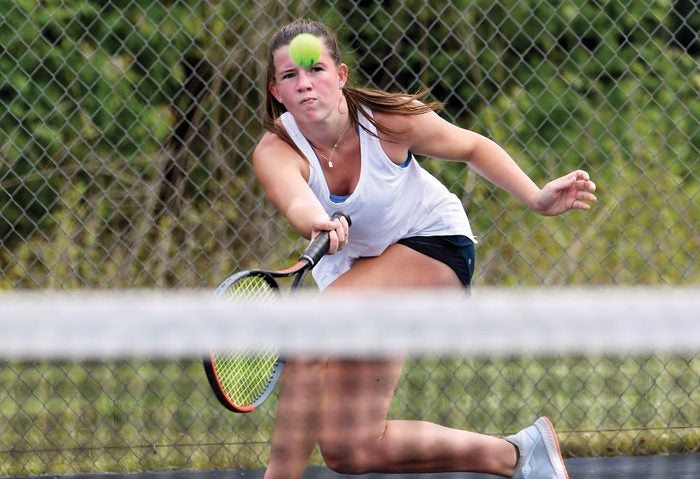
[0,0,697,288]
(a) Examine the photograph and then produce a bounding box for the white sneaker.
[506,417,569,479]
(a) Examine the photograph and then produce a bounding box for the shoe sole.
[535,417,570,479]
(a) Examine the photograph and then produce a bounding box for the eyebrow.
[277,60,326,77]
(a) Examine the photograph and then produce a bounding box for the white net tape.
[2,287,698,359]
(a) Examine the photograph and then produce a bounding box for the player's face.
[269,45,347,123]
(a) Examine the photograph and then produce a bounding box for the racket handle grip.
[301,213,352,267]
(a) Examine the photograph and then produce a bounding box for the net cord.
[1,287,697,359]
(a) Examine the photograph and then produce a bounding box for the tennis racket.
[203,212,351,413]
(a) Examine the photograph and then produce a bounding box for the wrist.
[520,186,542,212]
[285,204,328,239]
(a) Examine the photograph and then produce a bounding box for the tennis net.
[0,287,698,478]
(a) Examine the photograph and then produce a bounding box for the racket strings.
[214,273,281,408]
[221,275,278,302]
[211,350,281,405]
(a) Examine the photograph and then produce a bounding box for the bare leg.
[262,358,325,479]
[264,244,517,478]
[319,245,517,476]
[319,358,517,476]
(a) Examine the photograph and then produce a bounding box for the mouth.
[300,97,316,105]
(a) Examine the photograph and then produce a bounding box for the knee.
[319,436,375,474]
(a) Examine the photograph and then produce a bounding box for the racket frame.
[205,271,283,412]
[204,213,351,413]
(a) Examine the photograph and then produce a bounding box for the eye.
[279,71,295,81]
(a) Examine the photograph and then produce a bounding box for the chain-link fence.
[1,0,698,476]
[1,0,697,288]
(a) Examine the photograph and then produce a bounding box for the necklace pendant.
[328,159,334,168]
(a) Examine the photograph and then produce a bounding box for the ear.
[269,82,282,103]
[337,63,349,88]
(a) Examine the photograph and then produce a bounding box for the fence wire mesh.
[0,0,698,476]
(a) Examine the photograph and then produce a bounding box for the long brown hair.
[263,19,442,150]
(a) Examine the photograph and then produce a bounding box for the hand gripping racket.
[203,213,351,413]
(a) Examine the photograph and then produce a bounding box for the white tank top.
[280,108,476,290]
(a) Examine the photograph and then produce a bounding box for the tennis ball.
[288,33,323,68]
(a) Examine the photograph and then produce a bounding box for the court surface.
[14,454,700,479]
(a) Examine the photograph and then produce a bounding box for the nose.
[296,69,312,91]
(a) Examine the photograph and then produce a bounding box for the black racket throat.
[291,267,310,288]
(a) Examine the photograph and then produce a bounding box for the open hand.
[534,170,597,216]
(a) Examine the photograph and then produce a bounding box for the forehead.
[272,43,333,72]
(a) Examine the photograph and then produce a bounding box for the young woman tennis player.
[253,19,596,479]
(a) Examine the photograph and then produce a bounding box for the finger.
[327,229,340,254]
[313,216,342,235]
[577,191,597,203]
[549,172,580,192]
[569,169,589,180]
[573,178,596,191]
[572,190,597,209]
[583,190,597,201]
[564,170,593,188]
[337,214,349,232]
[333,216,349,244]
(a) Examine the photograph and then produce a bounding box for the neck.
[309,119,351,168]
[297,93,350,147]
[301,115,349,148]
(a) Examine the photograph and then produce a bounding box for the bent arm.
[402,111,596,215]
[405,112,540,208]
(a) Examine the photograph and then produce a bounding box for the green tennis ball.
[288,33,323,68]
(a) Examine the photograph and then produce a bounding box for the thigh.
[320,358,405,439]
[329,243,462,289]
[319,244,459,438]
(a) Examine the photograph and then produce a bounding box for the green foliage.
[0,0,280,287]
[1,1,185,249]
[0,0,697,288]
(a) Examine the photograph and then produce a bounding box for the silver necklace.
[311,121,351,168]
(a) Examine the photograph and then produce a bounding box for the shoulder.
[253,131,310,180]
[371,101,441,143]
[254,130,286,154]
[253,131,281,165]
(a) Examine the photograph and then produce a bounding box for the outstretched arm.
[464,135,597,215]
[253,132,349,251]
[402,110,597,215]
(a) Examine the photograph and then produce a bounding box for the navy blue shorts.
[397,235,475,287]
